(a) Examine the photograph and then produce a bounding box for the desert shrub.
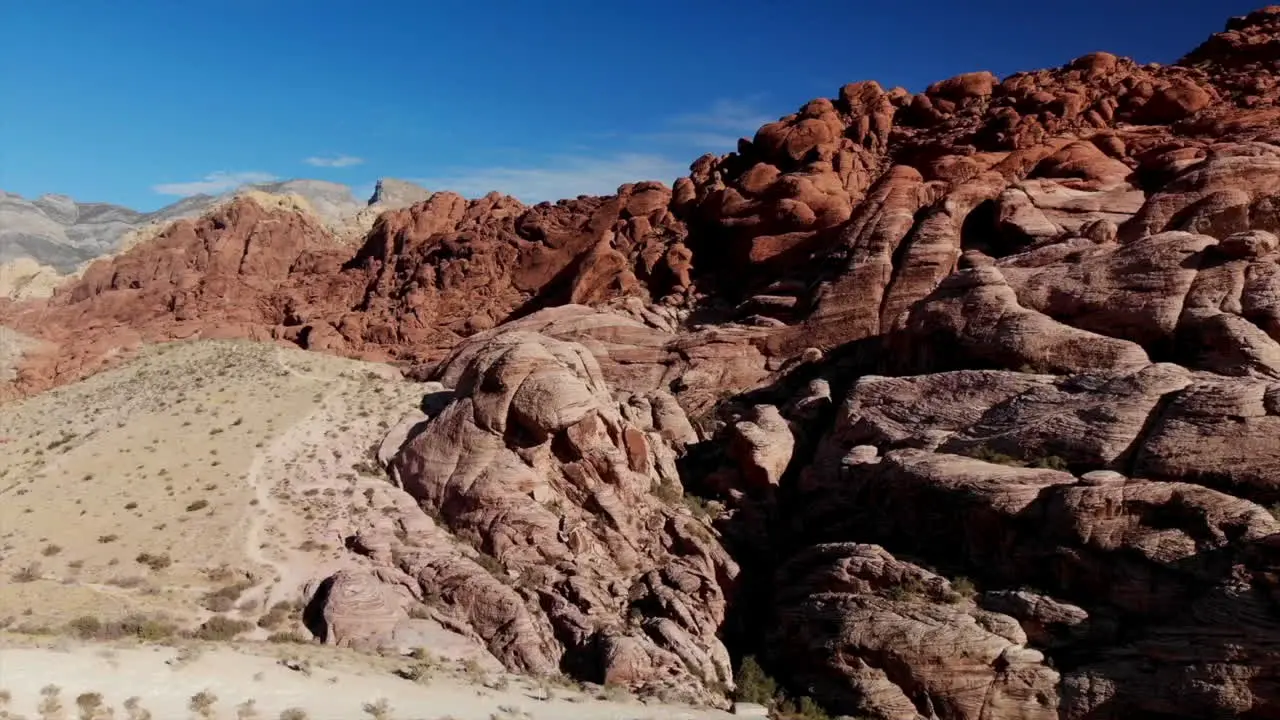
[257,600,300,629]
[279,710,308,720]
[203,565,237,583]
[41,544,62,557]
[12,562,42,582]
[968,446,1025,467]
[67,613,178,641]
[75,691,104,720]
[185,499,210,512]
[188,691,217,719]
[733,656,776,705]
[654,479,682,504]
[682,493,714,519]
[123,614,179,641]
[774,695,831,720]
[67,615,105,639]
[472,552,507,581]
[266,631,311,644]
[38,685,63,720]
[123,696,152,720]
[135,552,172,571]
[192,615,253,641]
[97,534,119,544]
[1030,455,1069,471]
[729,658,833,719]
[236,698,260,720]
[950,576,977,600]
[201,578,255,612]
[122,695,152,720]
[395,661,433,683]
[968,446,1069,471]
[353,460,383,478]
[883,577,928,602]
[362,698,392,719]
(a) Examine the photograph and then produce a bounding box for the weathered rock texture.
[6,7,1280,719]
[324,331,739,703]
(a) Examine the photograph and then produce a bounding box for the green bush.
[968,446,1069,472]
[774,695,831,720]
[1031,454,1069,471]
[883,577,927,602]
[950,576,977,601]
[734,656,777,705]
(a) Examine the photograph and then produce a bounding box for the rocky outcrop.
[339,331,738,702]
[780,433,1280,718]
[771,543,1059,720]
[0,257,63,300]
[8,7,1280,719]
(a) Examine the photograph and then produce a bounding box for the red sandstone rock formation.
[5,7,1280,719]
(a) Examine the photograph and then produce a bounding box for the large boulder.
[387,331,738,701]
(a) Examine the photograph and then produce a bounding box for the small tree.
[734,656,777,705]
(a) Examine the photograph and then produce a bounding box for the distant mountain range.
[0,178,432,273]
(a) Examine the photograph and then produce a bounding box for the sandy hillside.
[0,635,732,720]
[0,339,427,638]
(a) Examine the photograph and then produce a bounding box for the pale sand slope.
[0,638,732,720]
[0,339,425,638]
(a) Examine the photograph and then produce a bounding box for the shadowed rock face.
[10,7,1280,719]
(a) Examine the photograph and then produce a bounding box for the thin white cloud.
[412,153,687,203]
[639,98,775,150]
[669,98,774,132]
[402,99,775,202]
[152,171,279,197]
[641,130,747,148]
[304,154,365,168]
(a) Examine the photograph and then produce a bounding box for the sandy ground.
[0,339,424,636]
[0,636,732,720]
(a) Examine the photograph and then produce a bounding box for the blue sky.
[0,0,1258,211]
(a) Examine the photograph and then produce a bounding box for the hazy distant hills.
[0,178,431,273]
